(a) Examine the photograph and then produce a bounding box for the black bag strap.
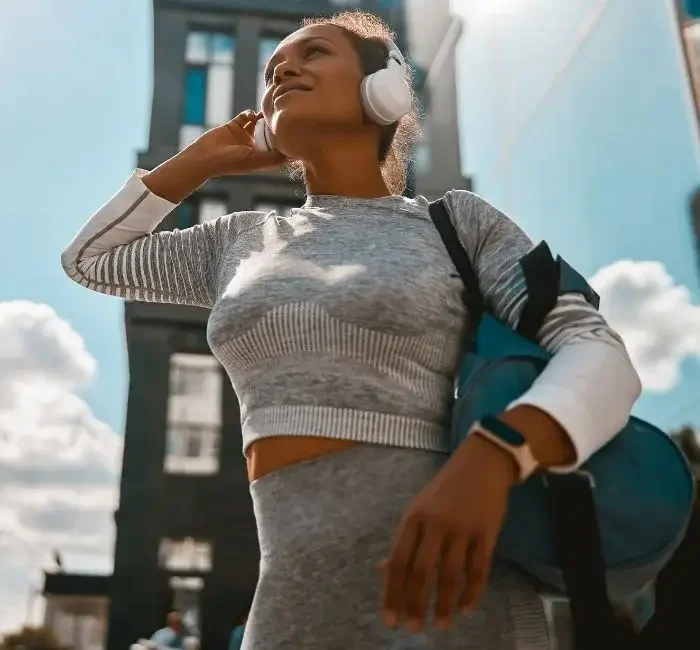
[516,242,560,340]
[427,199,484,324]
[428,198,641,650]
[547,474,640,649]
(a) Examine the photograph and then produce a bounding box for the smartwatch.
[469,416,539,483]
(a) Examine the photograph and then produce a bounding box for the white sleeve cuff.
[62,169,179,265]
[507,338,642,473]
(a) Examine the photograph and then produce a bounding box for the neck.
[298,134,391,198]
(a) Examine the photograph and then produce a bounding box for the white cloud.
[590,261,700,392]
[0,301,122,635]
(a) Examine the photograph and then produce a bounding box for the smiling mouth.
[275,88,310,101]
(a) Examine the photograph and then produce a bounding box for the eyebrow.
[263,35,337,81]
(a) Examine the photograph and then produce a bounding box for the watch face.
[482,416,526,446]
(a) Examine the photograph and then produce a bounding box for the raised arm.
[443,190,642,470]
[61,169,232,307]
[61,111,286,307]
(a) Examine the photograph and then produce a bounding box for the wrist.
[498,406,577,468]
[458,433,520,487]
[143,148,210,204]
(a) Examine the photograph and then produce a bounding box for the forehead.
[276,24,352,54]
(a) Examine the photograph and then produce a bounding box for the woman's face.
[261,24,368,147]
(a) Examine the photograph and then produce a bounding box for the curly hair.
[287,11,421,195]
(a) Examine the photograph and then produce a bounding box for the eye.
[305,44,328,58]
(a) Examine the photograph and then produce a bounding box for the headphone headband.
[383,38,407,71]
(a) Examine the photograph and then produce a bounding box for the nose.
[273,58,301,85]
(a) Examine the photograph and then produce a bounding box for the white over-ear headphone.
[253,38,412,151]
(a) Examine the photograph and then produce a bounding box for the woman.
[62,11,641,649]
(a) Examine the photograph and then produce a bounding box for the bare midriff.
[246,436,360,483]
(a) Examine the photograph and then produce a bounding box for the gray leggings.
[244,445,555,649]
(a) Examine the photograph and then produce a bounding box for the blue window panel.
[183,67,207,126]
[211,34,235,64]
[177,202,195,229]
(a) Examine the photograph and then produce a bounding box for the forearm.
[142,148,212,204]
[507,336,641,471]
[499,405,577,468]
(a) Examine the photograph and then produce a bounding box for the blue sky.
[0,0,151,433]
[1,0,700,633]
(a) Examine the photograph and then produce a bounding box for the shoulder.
[230,209,275,234]
[441,190,508,228]
[195,209,274,240]
[439,190,532,253]
[413,189,505,227]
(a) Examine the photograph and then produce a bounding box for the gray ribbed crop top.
[62,171,629,457]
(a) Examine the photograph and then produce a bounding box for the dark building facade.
[105,1,468,650]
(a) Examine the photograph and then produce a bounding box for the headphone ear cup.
[360,68,412,126]
[253,119,273,151]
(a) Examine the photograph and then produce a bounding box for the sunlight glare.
[462,0,528,16]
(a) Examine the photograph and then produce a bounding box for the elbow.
[628,361,643,408]
[509,336,643,470]
[607,339,643,424]
[60,244,87,287]
[60,247,77,279]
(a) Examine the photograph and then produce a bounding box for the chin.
[270,109,324,146]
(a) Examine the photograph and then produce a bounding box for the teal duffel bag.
[428,198,695,648]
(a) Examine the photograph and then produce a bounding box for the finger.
[227,111,258,136]
[434,534,468,630]
[381,516,421,628]
[232,109,257,125]
[404,526,443,632]
[459,535,495,613]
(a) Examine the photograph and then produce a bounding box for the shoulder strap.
[428,199,484,321]
[516,242,560,341]
[429,198,639,649]
[548,474,641,649]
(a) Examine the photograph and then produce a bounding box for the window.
[176,198,228,228]
[255,200,298,219]
[166,354,222,475]
[257,36,284,107]
[159,538,213,572]
[176,202,196,230]
[198,198,228,223]
[180,31,236,150]
[169,576,204,636]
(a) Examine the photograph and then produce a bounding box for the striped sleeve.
[444,190,642,470]
[61,169,232,308]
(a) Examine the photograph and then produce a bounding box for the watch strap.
[469,417,539,483]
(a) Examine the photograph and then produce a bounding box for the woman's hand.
[379,434,518,633]
[190,110,288,177]
[143,110,288,204]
